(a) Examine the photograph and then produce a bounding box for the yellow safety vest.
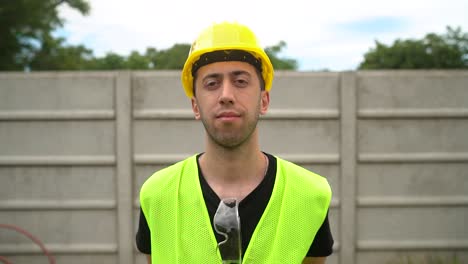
[140,155,331,263]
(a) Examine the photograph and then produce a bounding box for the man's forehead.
[197,61,256,77]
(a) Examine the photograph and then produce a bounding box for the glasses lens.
[214,198,242,263]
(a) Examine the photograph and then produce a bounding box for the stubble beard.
[199,103,261,150]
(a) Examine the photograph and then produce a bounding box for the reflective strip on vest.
[140,155,331,264]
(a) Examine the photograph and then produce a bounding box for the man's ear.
[191,97,201,120]
[260,91,270,115]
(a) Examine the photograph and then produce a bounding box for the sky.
[58,0,468,71]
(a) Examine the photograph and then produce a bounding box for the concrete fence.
[0,71,467,264]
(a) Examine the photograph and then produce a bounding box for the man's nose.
[218,81,235,105]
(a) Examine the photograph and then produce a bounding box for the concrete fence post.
[115,71,134,264]
[340,72,357,264]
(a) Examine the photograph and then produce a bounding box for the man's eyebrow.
[201,71,250,81]
[202,73,222,81]
[231,70,251,77]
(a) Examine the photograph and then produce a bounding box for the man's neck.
[199,134,268,200]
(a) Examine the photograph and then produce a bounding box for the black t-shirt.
[136,153,334,257]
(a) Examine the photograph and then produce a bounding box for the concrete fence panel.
[0,70,467,264]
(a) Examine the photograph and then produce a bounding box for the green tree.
[85,41,299,71]
[88,44,191,70]
[1,0,299,71]
[28,34,94,70]
[265,41,298,70]
[126,51,151,69]
[89,52,126,70]
[359,26,468,69]
[0,0,90,70]
[149,44,191,70]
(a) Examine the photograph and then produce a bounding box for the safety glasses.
[213,198,242,264]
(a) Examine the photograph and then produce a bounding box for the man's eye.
[235,79,248,87]
[204,80,219,88]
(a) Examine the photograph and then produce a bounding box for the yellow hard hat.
[181,21,274,98]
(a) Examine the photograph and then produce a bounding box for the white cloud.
[59,0,468,70]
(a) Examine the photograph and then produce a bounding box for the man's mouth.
[216,111,241,120]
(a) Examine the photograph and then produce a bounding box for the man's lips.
[216,111,241,120]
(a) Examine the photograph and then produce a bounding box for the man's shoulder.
[140,155,197,194]
[275,155,332,196]
[275,156,325,179]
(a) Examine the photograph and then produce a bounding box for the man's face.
[191,61,270,149]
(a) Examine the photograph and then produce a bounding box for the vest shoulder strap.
[244,157,332,263]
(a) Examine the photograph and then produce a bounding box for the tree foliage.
[359,26,468,69]
[0,0,90,70]
[84,44,191,71]
[28,35,94,70]
[265,41,298,70]
[149,44,191,70]
[87,42,296,70]
[0,0,297,71]
[90,52,126,70]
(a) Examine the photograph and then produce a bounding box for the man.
[136,21,333,264]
